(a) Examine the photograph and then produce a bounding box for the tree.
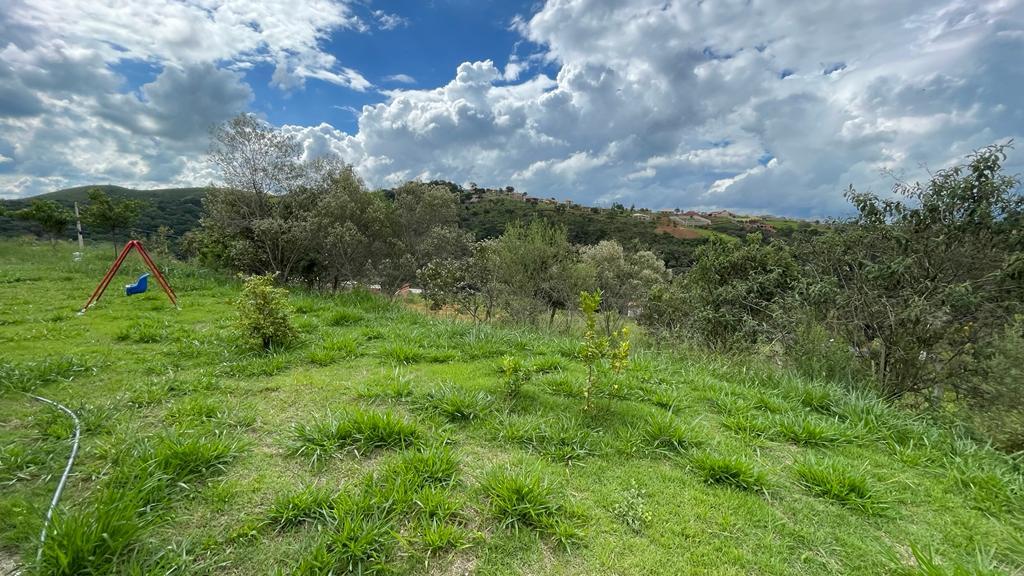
[580,240,670,334]
[82,189,144,256]
[492,220,585,324]
[805,144,1024,400]
[655,234,800,349]
[209,113,304,196]
[15,200,73,245]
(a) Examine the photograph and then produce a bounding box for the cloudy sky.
[1,0,1022,216]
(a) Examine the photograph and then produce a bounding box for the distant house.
[744,221,776,233]
[672,214,711,227]
[632,213,653,221]
[708,210,737,219]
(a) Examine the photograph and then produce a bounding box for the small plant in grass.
[887,545,1006,576]
[691,452,770,493]
[289,408,422,466]
[379,342,427,364]
[579,290,630,411]
[794,455,879,512]
[611,481,652,534]
[417,383,493,422]
[236,273,297,351]
[480,460,581,548]
[267,484,339,529]
[500,355,532,398]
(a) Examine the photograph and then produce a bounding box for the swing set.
[79,240,178,314]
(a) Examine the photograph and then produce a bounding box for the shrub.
[500,355,532,398]
[579,290,630,411]
[236,273,297,351]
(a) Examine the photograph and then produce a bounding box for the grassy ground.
[1,239,1022,575]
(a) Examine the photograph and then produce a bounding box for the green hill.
[1,183,812,270]
[0,185,207,240]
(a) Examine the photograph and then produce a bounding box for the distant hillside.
[1,182,813,269]
[0,185,206,241]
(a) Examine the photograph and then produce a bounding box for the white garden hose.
[26,394,81,564]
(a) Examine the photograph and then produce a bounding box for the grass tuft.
[639,412,705,455]
[480,460,581,548]
[497,414,598,463]
[794,455,879,512]
[774,415,855,446]
[416,384,493,422]
[295,515,396,576]
[289,408,422,465]
[148,431,243,484]
[267,484,339,529]
[690,452,770,492]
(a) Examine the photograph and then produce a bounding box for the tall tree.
[82,189,144,256]
[15,200,73,245]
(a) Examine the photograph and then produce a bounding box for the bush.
[236,273,297,351]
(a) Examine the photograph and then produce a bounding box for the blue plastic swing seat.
[125,273,150,296]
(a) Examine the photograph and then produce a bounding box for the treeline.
[191,115,1023,451]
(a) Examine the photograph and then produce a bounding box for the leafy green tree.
[656,234,800,349]
[82,189,144,255]
[580,240,670,334]
[805,144,1023,400]
[492,220,586,324]
[15,199,73,245]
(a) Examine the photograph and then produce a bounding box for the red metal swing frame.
[79,240,178,314]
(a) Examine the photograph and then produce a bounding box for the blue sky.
[1,0,1022,216]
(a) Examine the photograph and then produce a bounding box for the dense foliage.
[191,115,1024,450]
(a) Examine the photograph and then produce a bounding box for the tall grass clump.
[886,545,1007,576]
[148,431,243,484]
[0,355,94,392]
[38,487,150,576]
[794,455,880,512]
[690,452,770,493]
[289,408,422,466]
[774,415,856,446]
[381,445,460,489]
[637,412,705,455]
[294,515,396,576]
[480,460,581,549]
[267,485,339,529]
[415,384,493,422]
[497,414,597,464]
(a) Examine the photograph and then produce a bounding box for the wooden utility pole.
[74,202,84,250]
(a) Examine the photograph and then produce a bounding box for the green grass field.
[1,239,1022,575]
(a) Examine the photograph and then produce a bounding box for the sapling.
[579,290,630,411]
